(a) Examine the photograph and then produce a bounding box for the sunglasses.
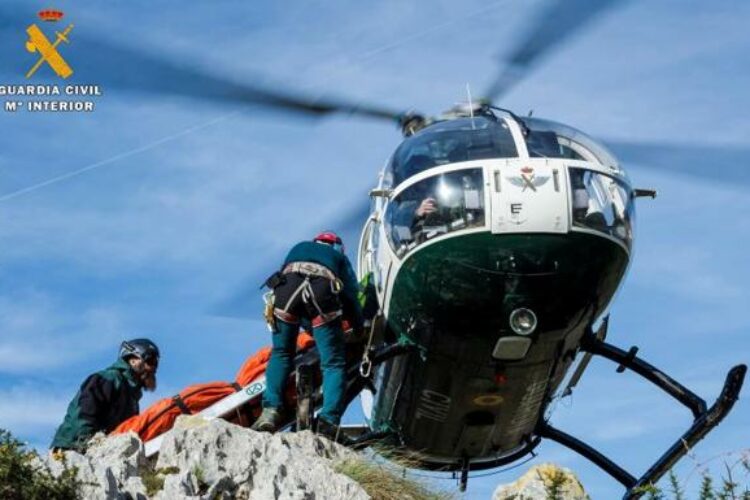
[142,355,159,367]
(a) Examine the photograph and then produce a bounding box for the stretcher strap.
[172,395,191,414]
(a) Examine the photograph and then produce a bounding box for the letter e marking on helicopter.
[509,202,527,225]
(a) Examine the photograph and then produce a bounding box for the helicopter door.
[489,161,569,234]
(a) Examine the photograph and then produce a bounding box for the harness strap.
[283,261,336,281]
[301,282,325,317]
[312,309,343,327]
[274,309,300,323]
[280,277,310,314]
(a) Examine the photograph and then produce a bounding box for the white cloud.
[0,292,124,374]
[0,383,69,441]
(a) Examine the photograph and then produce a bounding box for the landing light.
[509,308,537,336]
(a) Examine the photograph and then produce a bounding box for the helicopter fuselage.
[357,114,635,469]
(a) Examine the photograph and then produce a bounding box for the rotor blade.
[604,140,750,186]
[484,0,628,102]
[210,199,372,319]
[0,8,402,123]
[75,36,402,122]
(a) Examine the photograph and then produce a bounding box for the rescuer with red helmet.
[252,231,363,438]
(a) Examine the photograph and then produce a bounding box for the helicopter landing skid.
[539,333,746,499]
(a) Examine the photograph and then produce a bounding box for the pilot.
[50,338,160,453]
[389,176,460,247]
[416,197,439,218]
[253,232,363,439]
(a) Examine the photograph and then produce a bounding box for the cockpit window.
[570,167,634,250]
[385,117,517,187]
[525,130,586,160]
[521,117,620,169]
[385,168,485,258]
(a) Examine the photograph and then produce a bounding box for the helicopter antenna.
[466,83,476,130]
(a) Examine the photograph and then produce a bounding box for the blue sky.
[1,0,748,498]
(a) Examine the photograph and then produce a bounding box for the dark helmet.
[313,231,344,253]
[119,338,160,365]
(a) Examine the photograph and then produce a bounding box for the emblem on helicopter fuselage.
[506,166,550,192]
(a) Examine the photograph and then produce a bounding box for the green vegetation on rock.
[0,428,81,500]
[335,457,455,500]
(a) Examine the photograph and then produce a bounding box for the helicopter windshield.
[570,167,635,250]
[385,168,485,257]
[522,117,620,170]
[384,117,517,187]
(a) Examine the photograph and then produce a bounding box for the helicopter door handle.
[493,170,502,193]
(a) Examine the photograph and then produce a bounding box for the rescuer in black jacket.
[50,338,160,452]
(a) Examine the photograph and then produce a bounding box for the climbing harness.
[274,264,343,327]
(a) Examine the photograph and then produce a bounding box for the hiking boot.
[315,417,339,441]
[315,418,353,445]
[251,407,284,433]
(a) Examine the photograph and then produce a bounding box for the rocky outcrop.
[46,416,369,499]
[493,463,589,500]
[43,417,592,499]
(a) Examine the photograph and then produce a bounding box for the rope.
[359,312,381,378]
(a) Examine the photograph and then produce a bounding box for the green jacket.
[50,359,142,451]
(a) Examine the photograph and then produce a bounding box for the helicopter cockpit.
[383,116,518,187]
[380,112,635,259]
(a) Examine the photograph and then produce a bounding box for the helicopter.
[1,1,746,498]
[346,101,745,497]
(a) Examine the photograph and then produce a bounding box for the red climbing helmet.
[313,231,344,253]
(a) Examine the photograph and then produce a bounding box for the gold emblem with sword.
[25,10,74,79]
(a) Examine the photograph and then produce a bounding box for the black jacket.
[51,359,142,451]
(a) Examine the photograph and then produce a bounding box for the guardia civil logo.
[25,9,74,79]
[0,9,103,113]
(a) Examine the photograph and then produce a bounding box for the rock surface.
[46,416,369,499]
[493,463,589,500]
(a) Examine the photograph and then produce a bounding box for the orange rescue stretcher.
[111,332,317,453]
